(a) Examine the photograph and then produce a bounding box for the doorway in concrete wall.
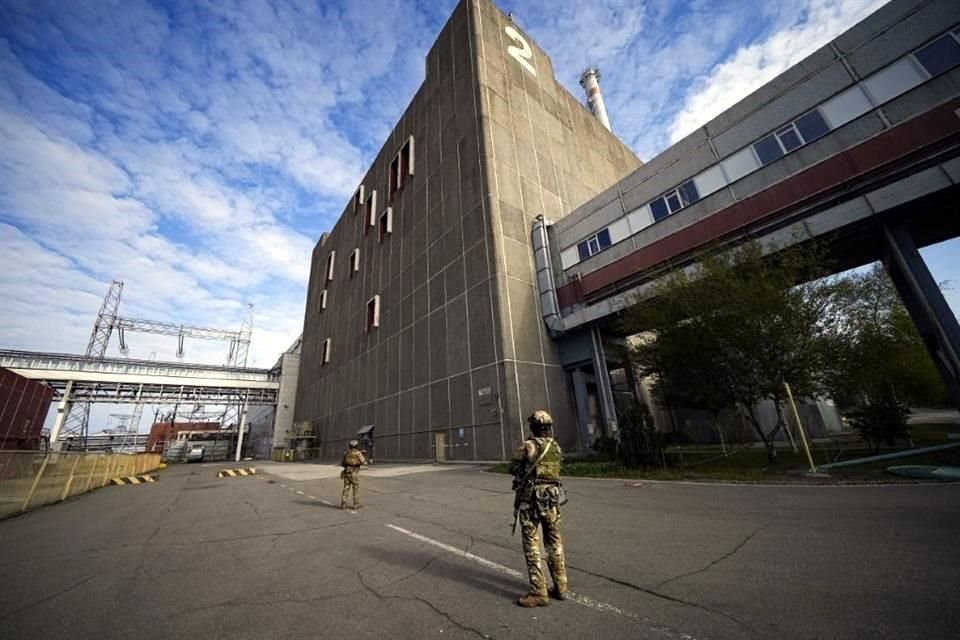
[434,432,446,462]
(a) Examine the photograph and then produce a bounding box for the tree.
[823,265,949,440]
[624,239,841,462]
[617,400,663,470]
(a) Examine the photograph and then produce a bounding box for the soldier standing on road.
[510,410,568,607]
[340,439,367,510]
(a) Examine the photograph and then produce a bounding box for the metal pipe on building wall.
[532,216,564,333]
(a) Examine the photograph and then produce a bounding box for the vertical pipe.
[785,383,817,473]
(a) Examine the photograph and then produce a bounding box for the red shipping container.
[0,367,53,451]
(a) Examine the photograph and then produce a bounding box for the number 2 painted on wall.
[504,25,536,77]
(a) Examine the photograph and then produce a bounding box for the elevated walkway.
[0,349,279,405]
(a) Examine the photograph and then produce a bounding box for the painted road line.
[320,499,334,506]
[385,524,698,639]
[296,490,305,495]
[308,495,317,500]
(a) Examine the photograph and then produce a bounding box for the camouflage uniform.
[512,411,567,607]
[340,442,367,509]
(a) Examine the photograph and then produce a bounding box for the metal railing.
[0,451,162,519]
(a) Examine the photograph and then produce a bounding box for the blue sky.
[2,0,957,430]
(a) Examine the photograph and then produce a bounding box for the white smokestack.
[579,67,611,131]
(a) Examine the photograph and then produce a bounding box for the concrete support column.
[882,224,960,409]
[590,325,619,438]
[234,396,249,463]
[49,380,73,449]
[571,368,593,451]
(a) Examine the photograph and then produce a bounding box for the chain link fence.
[0,451,162,519]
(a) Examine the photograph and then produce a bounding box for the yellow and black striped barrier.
[218,468,257,478]
[110,475,157,485]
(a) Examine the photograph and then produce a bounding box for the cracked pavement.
[0,463,958,639]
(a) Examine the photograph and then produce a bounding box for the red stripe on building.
[556,98,960,309]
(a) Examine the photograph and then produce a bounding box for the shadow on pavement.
[293,499,346,510]
[360,544,525,601]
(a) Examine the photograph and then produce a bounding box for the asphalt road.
[0,462,957,640]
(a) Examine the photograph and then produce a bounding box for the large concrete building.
[297,0,960,459]
[295,0,640,460]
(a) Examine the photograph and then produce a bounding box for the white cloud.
[4,0,924,435]
[668,0,890,144]
[508,0,890,160]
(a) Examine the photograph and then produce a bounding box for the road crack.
[570,564,756,635]
[655,523,770,590]
[351,565,494,639]
[0,576,94,621]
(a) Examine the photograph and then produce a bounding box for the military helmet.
[527,410,553,430]
[349,439,360,449]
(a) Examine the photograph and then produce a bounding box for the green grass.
[490,450,813,482]
[489,436,960,483]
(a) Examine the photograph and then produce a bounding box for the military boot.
[549,585,568,601]
[516,592,549,608]
[339,502,346,510]
[353,503,361,510]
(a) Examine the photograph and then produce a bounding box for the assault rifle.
[510,440,553,535]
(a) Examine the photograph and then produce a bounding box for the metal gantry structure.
[57,280,255,450]
[221,304,254,429]
[60,281,124,449]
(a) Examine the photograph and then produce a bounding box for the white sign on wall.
[504,25,536,77]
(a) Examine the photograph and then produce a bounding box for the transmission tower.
[59,280,124,449]
[227,303,254,367]
[55,282,256,451]
[109,400,145,452]
[222,304,254,434]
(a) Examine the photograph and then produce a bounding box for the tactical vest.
[531,437,562,482]
[343,450,363,467]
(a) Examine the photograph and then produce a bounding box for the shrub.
[617,401,665,470]
[846,393,911,454]
[592,436,618,460]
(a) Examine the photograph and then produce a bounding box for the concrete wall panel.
[844,0,960,77]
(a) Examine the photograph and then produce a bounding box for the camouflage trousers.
[519,486,567,596]
[341,469,360,507]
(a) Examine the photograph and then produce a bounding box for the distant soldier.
[510,410,567,607]
[340,439,367,510]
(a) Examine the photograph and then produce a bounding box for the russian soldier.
[510,410,568,607]
[340,439,367,510]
